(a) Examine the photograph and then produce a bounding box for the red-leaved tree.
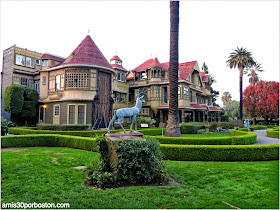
[243,84,258,124]
[243,81,279,123]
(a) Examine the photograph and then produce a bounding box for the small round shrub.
[181,123,197,134]
[1,117,8,136]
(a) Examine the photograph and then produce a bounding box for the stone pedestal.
[105,132,146,163]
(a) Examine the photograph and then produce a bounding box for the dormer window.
[140,72,147,80]
[111,60,122,66]
[116,60,122,65]
[152,70,159,78]
[43,60,48,67]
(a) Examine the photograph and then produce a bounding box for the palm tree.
[221,91,232,105]
[246,62,264,85]
[165,1,181,137]
[226,47,255,121]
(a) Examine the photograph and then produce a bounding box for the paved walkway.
[251,129,279,145]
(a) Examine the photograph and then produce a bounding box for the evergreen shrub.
[4,84,24,114]
[1,117,8,136]
[250,125,267,131]
[181,123,197,134]
[86,137,168,189]
[267,130,279,138]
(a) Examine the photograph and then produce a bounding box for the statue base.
[105,131,146,163]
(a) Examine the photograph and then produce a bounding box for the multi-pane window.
[34,81,40,93]
[54,106,60,116]
[152,87,155,94]
[117,92,125,103]
[152,70,159,78]
[184,86,189,95]
[78,105,85,124]
[68,104,86,124]
[55,75,60,91]
[26,57,35,68]
[16,54,25,66]
[178,86,181,95]
[43,60,48,66]
[20,78,28,87]
[139,108,149,116]
[190,91,193,102]
[117,72,125,82]
[65,70,89,88]
[68,105,75,124]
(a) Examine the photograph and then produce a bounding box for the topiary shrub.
[86,137,168,189]
[209,122,218,131]
[4,84,24,115]
[181,123,197,134]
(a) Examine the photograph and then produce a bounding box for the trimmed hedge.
[138,128,166,135]
[37,124,89,131]
[239,128,248,132]
[267,130,279,139]
[250,125,267,131]
[181,124,197,134]
[1,134,98,151]
[273,127,279,131]
[8,127,115,137]
[1,133,277,161]
[153,130,256,145]
[160,144,279,161]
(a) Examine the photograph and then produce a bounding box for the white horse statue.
[107,92,146,133]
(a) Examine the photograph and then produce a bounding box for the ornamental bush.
[181,123,197,134]
[86,137,168,189]
[250,125,267,131]
[136,116,156,127]
[267,130,279,138]
[4,84,24,115]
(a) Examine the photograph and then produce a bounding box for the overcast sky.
[1,1,279,106]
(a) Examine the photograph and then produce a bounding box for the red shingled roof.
[41,53,65,63]
[59,35,112,70]
[111,64,127,71]
[133,58,197,81]
[151,57,161,67]
[190,104,207,109]
[202,75,209,82]
[200,72,204,77]
[208,106,221,111]
[110,55,122,62]
[179,61,196,80]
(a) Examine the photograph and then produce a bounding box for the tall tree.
[165,1,180,137]
[243,84,258,124]
[221,91,232,106]
[226,47,255,121]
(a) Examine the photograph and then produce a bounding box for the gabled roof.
[134,58,155,71]
[41,53,65,63]
[178,61,197,80]
[127,71,135,80]
[57,35,113,70]
[200,72,209,82]
[190,103,207,109]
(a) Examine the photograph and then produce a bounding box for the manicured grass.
[180,132,231,138]
[1,147,278,209]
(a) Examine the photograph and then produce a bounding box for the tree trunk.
[165,1,181,137]
[253,118,256,125]
[239,67,243,122]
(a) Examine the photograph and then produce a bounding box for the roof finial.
[116,50,118,55]
[88,24,90,34]
[150,53,152,58]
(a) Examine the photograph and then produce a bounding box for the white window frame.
[54,105,60,116]
[36,59,42,65]
[43,60,48,67]
[118,72,125,82]
[184,86,189,95]
[20,78,28,87]
[42,76,46,85]
[26,57,35,68]
[55,75,61,91]
[16,54,25,66]
[178,86,181,95]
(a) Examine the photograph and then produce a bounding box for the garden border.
[267,130,279,139]
[1,132,278,161]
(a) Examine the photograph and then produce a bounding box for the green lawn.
[180,132,231,138]
[1,147,279,209]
